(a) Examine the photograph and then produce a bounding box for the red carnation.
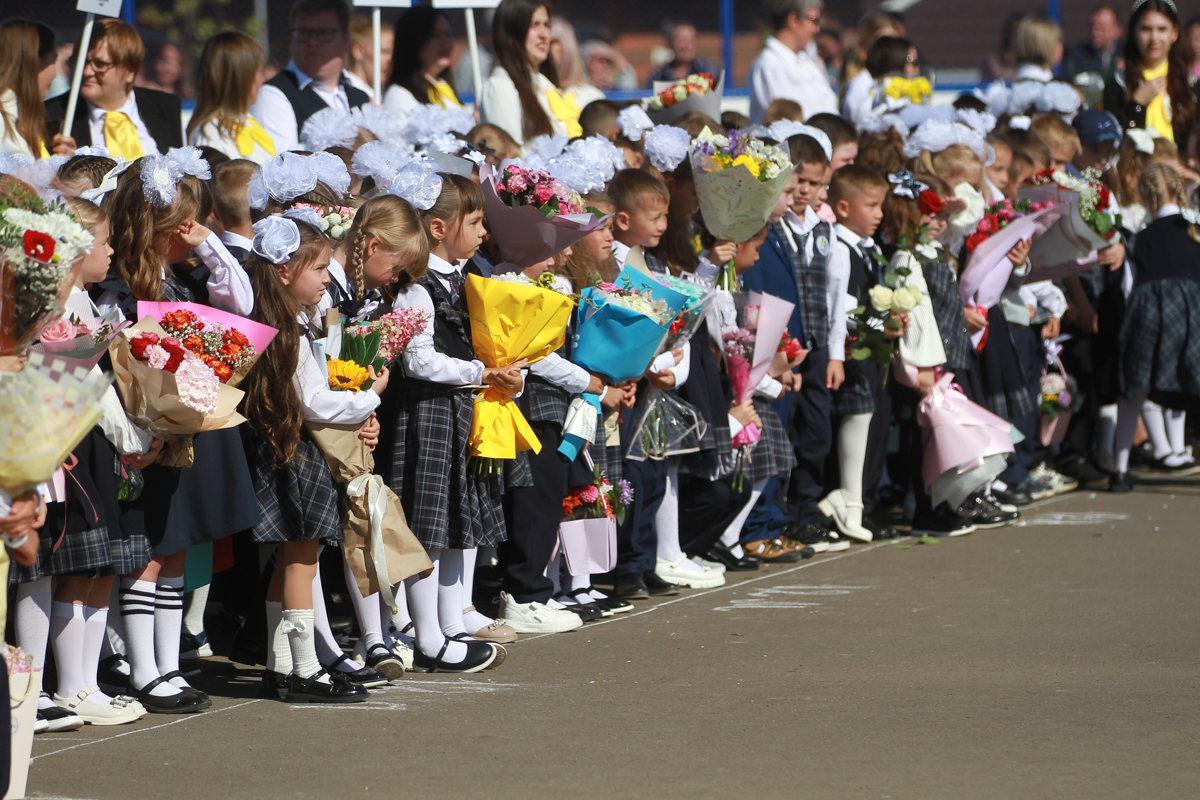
[22,230,55,261]
[917,190,944,215]
[129,332,159,361]
[785,339,804,360]
[164,351,185,373]
[161,338,186,359]
[670,314,685,335]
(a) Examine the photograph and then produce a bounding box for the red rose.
[1096,184,1111,210]
[129,332,160,361]
[164,351,184,373]
[965,231,989,253]
[160,310,198,333]
[533,183,556,205]
[917,190,944,215]
[22,230,55,261]
[218,342,243,361]
[182,334,205,353]
[223,328,250,348]
[785,339,803,360]
[161,339,186,360]
[670,314,685,335]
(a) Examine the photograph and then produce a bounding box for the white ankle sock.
[1166,409,1188,456]
[729,543,746,558]
[183,583,209,637]
[83,605,110,701]
[437,548,470,637]
[569,573,591,593]
[545,553,562,595]
[50,602,87,699]
[405,553,467,662]
[460,548,496,631]
[721,479,768,546]
[344,559,384,652]
[1114,395,1148,473]
[655,462,685,564]
[265,600,292,675]
[310,567,352,671]
[119,578,178,698]
[16,578,51,672]
[154,575,188,689]
[1143,400,1172,459]
[282,609,329,684]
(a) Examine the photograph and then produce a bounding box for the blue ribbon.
[557,392,602,461]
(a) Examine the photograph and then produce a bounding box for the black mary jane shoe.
[448,633,506,669]
[286,668,368,704]
[553,595,604,622]
[705,542,763,571]
[586,588,633,614]
[1108,472,1134,492]
[159,670,209,703]
[642,572,681,597]
[410,640,497,674]
[327,654,388,688]
[365,644,406,681]
[130,675,212,714]
[259,670,290,699]
[568,588,613,616]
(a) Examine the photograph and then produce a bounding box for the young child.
[578,99,621,140]
[211,159,257,262]
[1006,148,1037,199]
[384,173,519,672]
[1111,164,1200,490]
[1031,113,1082,171]
[807,113,859,225]
[56,154,118,197]
[609,168,670,275]
[916,143,986,256]
[241,215,380,702]
[984,134,1014,202]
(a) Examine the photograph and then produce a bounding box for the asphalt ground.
[25,473,1200,800]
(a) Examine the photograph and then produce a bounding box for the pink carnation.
[579,485,599,503]
[506,171,530,194]
[534,184,556,204]
[145,344,170,370]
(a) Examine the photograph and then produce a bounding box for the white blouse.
[389,254,485,385]
[479,67,570,147]
[297,335,379,425]
[187,117,275,165]
[892,250,947,369]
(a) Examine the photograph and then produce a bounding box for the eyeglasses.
[85,57,117,74]
[803,12,821,24]
[292,27,344,43]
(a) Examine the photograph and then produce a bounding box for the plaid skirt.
[244,426,342,545]
[978,307,1035,421]
[743,397,799,484]
[832,357,881,416]
[385,379,506,551]
[587,409,624,485]
[1120,279,1200,409]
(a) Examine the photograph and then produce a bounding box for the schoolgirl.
[186,32,276,165]
[94,150,260,712]
[240,215,380,702]
[382,172,518,672]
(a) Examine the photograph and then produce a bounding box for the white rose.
[891,286,919,313]
[330,224,346,239]
[673,86,688,102]
[868,285,894,313]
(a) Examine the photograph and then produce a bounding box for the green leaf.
[883,318,902,331]
[849,305,866,316]
[850,347,872,361]
[538,200,558,218]
[917,534,940,545]
[884,272,899,287]
[363,331,381,365]
[585,206,606,220]
[870,250,890,267]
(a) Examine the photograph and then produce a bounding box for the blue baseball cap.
[1072,109,1122,146]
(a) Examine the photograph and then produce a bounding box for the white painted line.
[1022,511,1132,526]
[31,699,264,761]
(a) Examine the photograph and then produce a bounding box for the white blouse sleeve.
[391,285,485,385]
[383,85,419,124]
[529,351,590,394]
[296,341,380,425]
[825,242,851,362]
[895,252,947,369]
[195,233,254,316]
[667,341,691,387]
[479,69,526,146]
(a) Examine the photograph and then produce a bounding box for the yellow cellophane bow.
[427,80,464,108]
[545,89,583,138]
[232,116,276,157]
[883,76,932,104]
[1142,62,1174,142]
[464,273,575,458]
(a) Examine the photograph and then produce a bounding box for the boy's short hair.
[788,133,830,169]
[763,98,804,125]
[579,99,622,139]
[670,111,725,138]
[1031,113,1082,157]
[721,110,750,131]
[212,159,257,229]
[805,112,857,150]
[1003,128,1052,170]
[827,164,887,205]
[855,129,906,175]
[291,0,351,29]
[608,168,670,215]
[466,123,521,164]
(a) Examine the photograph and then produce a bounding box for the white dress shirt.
[187,116,275,165]
[0,90,35,157]
[298,334,379,425]
[316,257,353,321]
[478,66,571,147]
[783,207,848,356]
[389,254,485,385]
[220,230,253,254]
[610,240,632,270]
[87,92,161,156]
[891,250,947,368]
[1015,63,1054,82]
[840,69,874,122]
[748,36,838,123]
[343,69,374,101]
[250,62,354,154]
[383,84,420,125]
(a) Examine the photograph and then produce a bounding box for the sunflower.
[328,359,369,391]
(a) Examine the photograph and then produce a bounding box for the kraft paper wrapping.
[692,153,793,244]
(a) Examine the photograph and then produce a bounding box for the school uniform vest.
[265,70,370,133]
[417,273,476,363]
[791,221,832,350]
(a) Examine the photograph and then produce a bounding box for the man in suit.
[44,20,183,159]
[250,0,370,154]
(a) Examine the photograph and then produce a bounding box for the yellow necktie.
[1143,62,1174,142]
[545,89,583,138]
[103,112,144,160]
[231,116,276,157]
[39,141,50,160]
[427,80,463,109]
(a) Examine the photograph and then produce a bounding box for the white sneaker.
[691,555,726,573]
[386,635,415,671]
[655,557,725,588]
[54,688,140,726]
[498,592,583,634]
[1030,463,1079,494]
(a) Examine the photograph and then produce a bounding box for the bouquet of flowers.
[492,270,575,297]
[292,203,356,242]
[144,304,271,387]
[0,176,93,355]
[690,128,793,289]
[655,273,716,351]
[847,262,918,368]
[647,71,725,124]
[1037,349,1081,445]
[371,307,430,363]
[33,310,129,371]
[964,198,1057,255]
[556,466,631,576]
[1021,168,1120,268]
[480,164,607,268]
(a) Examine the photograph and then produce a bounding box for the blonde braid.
[1139,163,1200,243]
[348,228,367,300]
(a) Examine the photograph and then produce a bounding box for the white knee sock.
[1114,395,1148,473]
[1143,400,1171,459]
[265,600,292,675]
[183,584,209,637]
[50,602,87,699]
[16,578,51,673]
[545,553,562,595]
[656,462,700,571]
[838,413,872,526]
[282,609,328,684]
[460,548,497,631]
[405,551,467,662]
[154,575,188,689]
[386,587,411,635]
[119,578,178,698]
[1166,410,1188,456]
[1096,403,1119,464]
[720,478,768,550]
[343,558,383,652]
[310,567,352,671]
[83,606,113,703]
[438,548,469,637]
[103,581,126,660]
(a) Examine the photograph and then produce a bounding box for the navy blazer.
[740,225,804,341]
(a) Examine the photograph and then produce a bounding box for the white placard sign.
[352,0,412,6]
[76,0,123,17]
[430,0,501,7]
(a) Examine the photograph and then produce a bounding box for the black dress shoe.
[365,644,406,681]
[553,595,603,622]
[1108,471,1134,492]
[588,590,633,614]
[287,669,368,703]
[259,670,289,699]
[614,573,649,600]
[955,495,1013,529]
[642,572,680,596]
[705,542,763,571]
[410,640,497,674]
[991,485,1033,506]
[911,505,976,537]
[566,588,614,617]
[130,675,212,714]
[782,520,833,546]
[1055,455,1110,486]
[327,654,388,688]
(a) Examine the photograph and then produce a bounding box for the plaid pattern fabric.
[742,398,799,484]
[832,358,881,416]
[1120,279,1200,399]
[587,409,624,485]
[108,534,154,576]
[245,427,342,544]
[789,221,832,350]
[978,308,1035,420]
[922,257,974,374]
[521,377,570,426]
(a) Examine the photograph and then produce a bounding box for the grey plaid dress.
[244,426,343,545]
[742,397,798,484]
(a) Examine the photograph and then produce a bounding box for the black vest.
[266,70,370,133]
[417,273,476,364]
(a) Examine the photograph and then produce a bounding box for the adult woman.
[187,31,275,164]
[550,17,603,118]
[1013,14,1064,82]
[137,40,188,96]
[384,7,461,122]
[838,11,901,119]
[0,19,60,158]
[479,0,575,147]
[1105,0,1200,144]
[847,36,925,127]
